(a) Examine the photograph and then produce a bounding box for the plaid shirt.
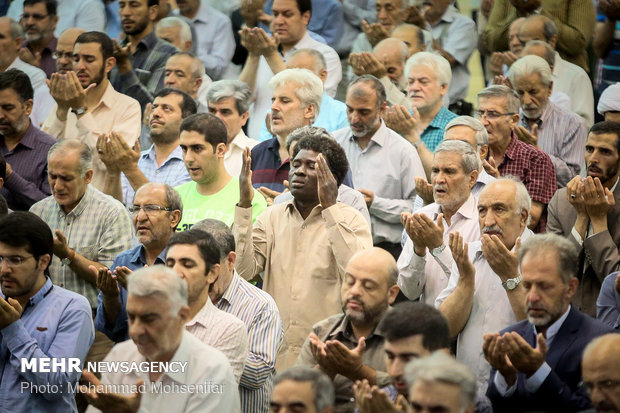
[30,186,134,308]
[109,31,178,110]
[420,106,458,152]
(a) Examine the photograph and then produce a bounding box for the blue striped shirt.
[215,272,283,413]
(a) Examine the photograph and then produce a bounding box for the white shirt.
[8,57,46,91]
[247,32,342,139]
[398,194,481,304]
[85,330,241,413]
[435,228,533,394]
[186,297,249,383]
[553,52,594,128]
[224,130,259,177]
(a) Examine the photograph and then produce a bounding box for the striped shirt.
[29,186,134,308]
[420,106,458,152]
[518,102,587,188]
[216,272,283,413]
[121,144,190,206]
[186,296,249,384]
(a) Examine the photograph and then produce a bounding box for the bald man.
[391,24,426,58]
[489,18,524,77]
[53,28,85,74]
[582,334,620,413]
[297,248,400,411]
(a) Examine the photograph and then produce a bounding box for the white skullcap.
[598,83,620,115]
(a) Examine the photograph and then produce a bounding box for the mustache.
[482,225,503,234]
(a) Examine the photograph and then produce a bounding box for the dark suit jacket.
[547,184,620,316]
[486,306,613,412]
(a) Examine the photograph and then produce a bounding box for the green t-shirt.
[175,177,267,231]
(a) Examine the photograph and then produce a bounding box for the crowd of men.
[1,0,620,412]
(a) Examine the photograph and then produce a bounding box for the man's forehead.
[445,126,477,146]
[377,0,401,7]
[272,0,300,13]
[127,293,169,313]
[293,148,319,162]
[24,2,47,12]
[154,93,182,107]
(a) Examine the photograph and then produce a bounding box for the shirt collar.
[219,271,242,305]
[350,120,388,147]
[186,296,215,329]
[122,31,158,50]
[477,168,495,185]
[142,144,184,164]
[437,5,458,24]
[330,313,384,342]
[230,130,252,150]
[519,102,554,126]
[97,82,117,110]
[3,277,55,308]
[0,122,37,150]
[531,305,571,340]
[129,244,168,266]
[190,3,210,23]
[289,31,312,53]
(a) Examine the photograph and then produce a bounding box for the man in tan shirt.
[234,126,373,370]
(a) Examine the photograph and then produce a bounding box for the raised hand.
[449,231,475,282]
[482,156,500,178]
[113,266,133,291]
[81,370,142,413]
[502,331,547,377]
[316,153,338,209]
[582,176,615,221]
[361,20,390,47]
[566,176,587,215]
[415,176,434,205]
[384,105,421,143]
[483,333,517,386]
[514,125,538,147]
[92,266,119,297]
[0,296,23,329]
[257,186,281,206]
[239,147,254,208]
[53,230,72,260]
[112,40,132,74]
[481,235,520,283]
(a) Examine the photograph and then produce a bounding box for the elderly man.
[0,17,46,90]
[42,31,141,192]
[485,233,613,412]
[271,367,336,413]
[0,69,56,211]
[437,178,533,392]
[163,52,211,111]
[582,334,620,413]
[508,55,587,187]
[489,17,524,78]
[350,0,407,57]
[547,121,620,317]
[94,182,181,342]
[52,27,84,75]
[206,80,259,176]
[83,265,240,412]
[193,218,283,413]
[518,15,594,128]
[476,85,556,232]
[235,129,373,370]
[334,75,424,258]
[297,248,400,410]
[406,352,477,413]
[18,0,59,78]
[0,212,94,413]
[391,23,426,57]
[251,68,323,192]
[598,83,620,123]
[398,140,481,305]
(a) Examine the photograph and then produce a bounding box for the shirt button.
[155,170,160,174]
[301,225,306,229]
[60,283,64,287]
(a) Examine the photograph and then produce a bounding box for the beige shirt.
[224,130,259,177]
[42,82,141,191]
[233,201,373,370]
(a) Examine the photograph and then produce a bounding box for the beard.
[342,296,389,325]
[124,15,150,36]
[526,297,567,329]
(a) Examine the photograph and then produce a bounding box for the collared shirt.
[334,121,425,244]
[435,228,534,394]
[247,31,342,139]
[186,297,249,383]
[85,330,240,413]
[297,313,391,409]
[0,278,94,413]
[596,272,620,330]
[109,31,178,110]
[258,93,349,142]
[398,194,481,304]
[0,123,56,210]
[95,244,168,343]
[420,106,458,152]
[216,272,284,413]
[121,144,190,206]
[553,52,594,128]
[175,4,234,80]
[250,138,290,192]
[22,37,57,78]
[42,81,142,192]
[233,201,373,370]
[518,102,587,187]
[7,57,46,91]
[30,185,134,308]
[224,130,259,177]
[429,5,477,104]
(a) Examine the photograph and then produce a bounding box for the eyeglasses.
[0,255,33,267]
[474,110,516,120]
[52,51,74,60]
[21,13,49,21]
[129,204,172,215]
[582,379,620,394]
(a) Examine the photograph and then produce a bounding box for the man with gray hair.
[207,80,259,176]
[485,233,613,412]
[334,75,425,259]
[508,54,588,188]
[82,265,240,412]
[476,85,557,232]
[437,177,533,393]
[155,16,193,54]
[406,352,477,413]
[398,140,482,305]
[163,52,212,112]
[0,17,47,91]
[271,366,335,413]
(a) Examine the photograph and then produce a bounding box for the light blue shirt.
[0,278,94,413]
[8,0,104,37]
[258,93,348,142]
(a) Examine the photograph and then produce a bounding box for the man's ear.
[387,285,400,305]
[216,142,227,157]
[104,56,116,73]
[148,4,160,22]
[566,277,579,299]
[549,34,558,49]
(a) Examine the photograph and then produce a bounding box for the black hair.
[0,211,53,271]
[168,228,221,270]
[378,302,451,351]
[0,69,33,101]
[23,0,57,15]
[590,121,620,154]
[148,0,159,7]
[179,113,228,151]
[291,132,350,186]
[75,31,114,61]
[154,87,197,119]
[295,0,312,14]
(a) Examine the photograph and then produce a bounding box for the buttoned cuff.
[571,226,584,246]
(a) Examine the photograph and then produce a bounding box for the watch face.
[506,279,516,289]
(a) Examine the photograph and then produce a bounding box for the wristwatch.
[61,249,75,266]
[430,244,446,258]
[502,275,522,291]
[71,107,87,116]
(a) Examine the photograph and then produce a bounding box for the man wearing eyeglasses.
[476,85,556,233]
[18,0,59,78]
[582,334,620,413]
